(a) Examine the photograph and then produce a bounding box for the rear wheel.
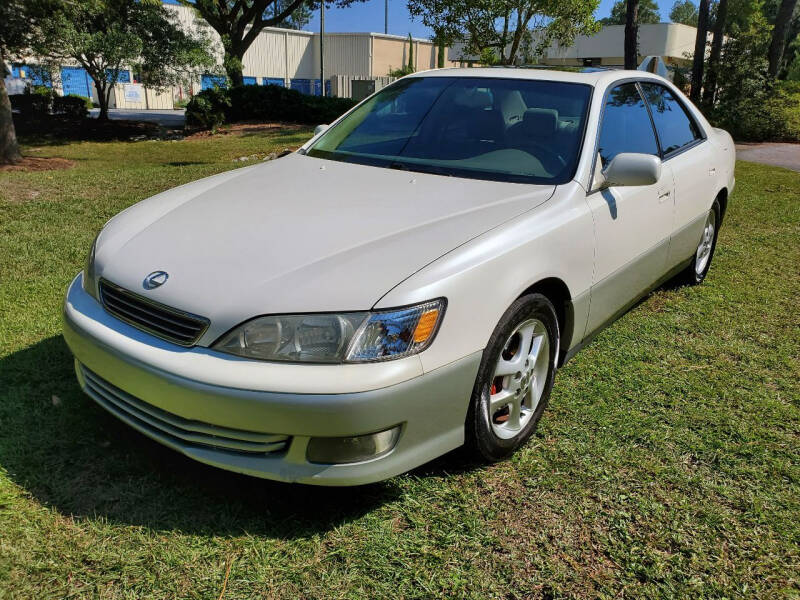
[678,199,720,286]
[465,294,559,462]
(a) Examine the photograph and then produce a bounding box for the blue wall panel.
[243,76,258,85]
[201,74,227,90]
[263,78,285,87]
[61,67,92,98]
[106,69,131,83]
[11,64,52,87]
[291,79,331,96]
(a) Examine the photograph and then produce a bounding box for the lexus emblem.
[143,270,169,290]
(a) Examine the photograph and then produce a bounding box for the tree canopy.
[669,0,699,24]
[600,0,661,24]
[408,0,600,65]
[34,0,213,120]
[181,0,365,86]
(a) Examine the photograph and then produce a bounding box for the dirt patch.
[184,121,307,139]
[0,156,75,173]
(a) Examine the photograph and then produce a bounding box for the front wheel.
[465,294,559,462]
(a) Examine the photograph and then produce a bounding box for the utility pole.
[385,0,388,34]
[320,0,325,97]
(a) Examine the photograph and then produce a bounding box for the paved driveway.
[89,108,185,128]
[736,143,800,172]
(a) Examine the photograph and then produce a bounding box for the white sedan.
[63,68,735,485]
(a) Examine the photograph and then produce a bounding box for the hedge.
[10,90,89,120]
[185,84,358,130]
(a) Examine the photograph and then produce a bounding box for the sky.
[303,0,677,39]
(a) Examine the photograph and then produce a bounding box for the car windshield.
[307,76,592,185]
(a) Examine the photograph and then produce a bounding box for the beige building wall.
[450,22,706,68]
[371,35,458,77]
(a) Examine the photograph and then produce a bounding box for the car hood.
[95,153,554,342]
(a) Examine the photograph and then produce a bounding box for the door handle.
[658,189,671,202]
[709,167,716,176]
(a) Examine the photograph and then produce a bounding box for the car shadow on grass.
[0,335,400,538]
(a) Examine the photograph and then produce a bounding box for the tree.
[0,0,60,163]
[182,0,364,86]
[407,34,415,71]
[600,0,661,24]
[408,0,600,66]
[36,0,213,121]
[670,0,699,24]
[768,0,800,75]
[690,0,710,101]
[624,0,640,69]
[0,0,30,164]
[703,0,728,105]
[270,0,314,29]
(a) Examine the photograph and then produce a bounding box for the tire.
[677,198,721,286]
[464,293,559,462]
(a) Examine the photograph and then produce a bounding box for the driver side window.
[597,83,659,168]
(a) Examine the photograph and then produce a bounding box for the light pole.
[320,0,325,97]
[385,0,388,34]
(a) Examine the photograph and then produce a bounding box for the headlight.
[83,233,100,299]
[213,298,445,363]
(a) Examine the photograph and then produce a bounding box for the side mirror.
[595,153,661,191]
[314,124,329,136]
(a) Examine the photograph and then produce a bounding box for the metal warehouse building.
[4,2,459,110]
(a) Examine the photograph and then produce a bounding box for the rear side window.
[597,83,659,168]
[640,82,702,155]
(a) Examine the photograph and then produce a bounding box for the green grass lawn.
[1,129,798,599]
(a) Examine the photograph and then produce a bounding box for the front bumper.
[63,274,480,486]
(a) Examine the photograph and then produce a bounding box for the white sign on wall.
[123,84,144,103]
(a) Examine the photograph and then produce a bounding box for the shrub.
[53,95,91,120]
[226,84,357,124]
[186,84,358,131]
[9,89,54,115]
[710,79,800,142]
[185,87,230,132]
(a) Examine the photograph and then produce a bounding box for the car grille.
[99,279,209,346]
[80,365,290,455]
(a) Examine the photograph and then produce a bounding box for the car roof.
[407,67,669,88]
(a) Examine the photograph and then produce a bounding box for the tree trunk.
[768,0,799,77]
[703,0,728,108]
[224,46,245,87]
[437,41,445,68]
[508,28,526,65]
[624,0,640,70]
[499,11,510,64]
[95,80,110,121]
[690,0,710,103]
[0,74,22,165]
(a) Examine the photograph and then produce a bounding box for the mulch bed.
[0,156,75,173]
[184,121,306,139]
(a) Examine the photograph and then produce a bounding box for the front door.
[585,82,674,334]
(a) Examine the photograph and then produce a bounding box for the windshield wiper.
[389,161,454,177]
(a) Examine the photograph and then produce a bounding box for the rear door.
[639,82,715,268]
[585,82,675,334]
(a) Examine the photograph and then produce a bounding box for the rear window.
[640,82,703,155]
